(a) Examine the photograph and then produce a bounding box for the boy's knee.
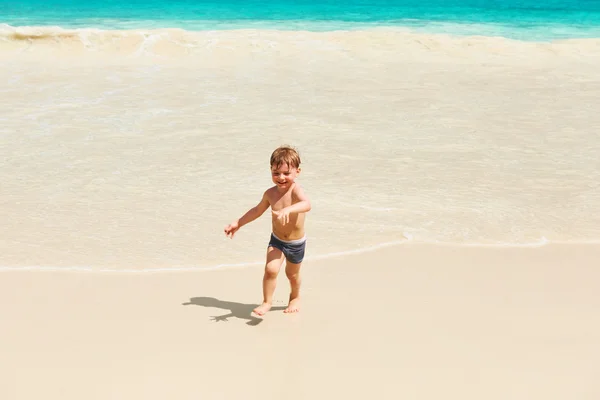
[265,266,279,278]
[286,270,300,281]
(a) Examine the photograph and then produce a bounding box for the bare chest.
[268,191,295,211]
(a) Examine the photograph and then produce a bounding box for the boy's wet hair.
[270,145,301,169]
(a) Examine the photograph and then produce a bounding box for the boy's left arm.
[285,185,312,214]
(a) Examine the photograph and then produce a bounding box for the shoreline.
[1,240,599,273]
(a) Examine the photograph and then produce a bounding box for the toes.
[253,305,272,316]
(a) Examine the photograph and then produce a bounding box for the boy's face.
[271,163,300,190]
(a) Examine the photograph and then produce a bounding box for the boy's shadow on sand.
[182,297,286,326]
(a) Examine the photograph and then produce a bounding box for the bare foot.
[252,302,272,316]
[284,297,300,313]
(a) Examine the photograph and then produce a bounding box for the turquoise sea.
[2,0,600,40]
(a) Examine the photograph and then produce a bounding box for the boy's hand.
[224,221,240,238]
[272,208,291,225]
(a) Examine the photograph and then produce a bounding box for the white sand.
[2,243,599,400]
[2,28,599,399]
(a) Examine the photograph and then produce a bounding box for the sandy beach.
[2,243,599,399]
[2,23,600,400]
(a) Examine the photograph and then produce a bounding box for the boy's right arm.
[238,191,270,227]
[224,191,270,238]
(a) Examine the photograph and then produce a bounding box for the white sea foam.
[1,24,600,61]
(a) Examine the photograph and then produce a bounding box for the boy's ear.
[297,167,302,174]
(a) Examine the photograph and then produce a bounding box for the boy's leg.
[253,246,285,316]
[284,261,302,313]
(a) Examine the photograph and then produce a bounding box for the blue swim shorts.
[268,233,307,264]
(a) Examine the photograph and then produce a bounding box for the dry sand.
[2,243,599,400]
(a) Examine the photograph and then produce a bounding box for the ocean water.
[2,0,600,40]
[1,2,600,271]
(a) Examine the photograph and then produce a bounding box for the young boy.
[224,145,311,316]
